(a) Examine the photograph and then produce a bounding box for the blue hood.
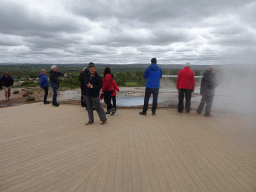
[143,64,162,88]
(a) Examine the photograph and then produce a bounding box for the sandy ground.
[0,103,255,191]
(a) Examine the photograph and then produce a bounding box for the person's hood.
[149,63,160,71]
[203,69,213,76]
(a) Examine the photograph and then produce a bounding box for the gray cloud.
[0,0,255,64]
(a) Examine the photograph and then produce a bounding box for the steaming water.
[116,97,167,107]
[214,87,256,115]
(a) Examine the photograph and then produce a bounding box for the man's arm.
[10,76,14,86]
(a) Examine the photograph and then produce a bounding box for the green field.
[1,64,204,89]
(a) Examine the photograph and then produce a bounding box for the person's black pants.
[111,96,116,109]
[197,94,214,115]
[42,86,48,104]
[104,91,114,111]
[178,89,192,113]
[142,88,159,114]
[81,88,86,107]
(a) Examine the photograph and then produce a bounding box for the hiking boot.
[101,120,107,125]
[152,112,156,115]
[111,109,116,115]
[53,103,59,107]
[139,112,146,115]
[105,111,111,114]
[44,101,50,104]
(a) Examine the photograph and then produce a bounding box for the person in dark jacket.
[176,62,195,113]
[79,67,89,108]
[82,62,107,125]
[49,65,67,107]
[0,71,14,101]
[139,58,162,115]
[197,67,217,116]
[39,69,50,104]
[102,67,115,114]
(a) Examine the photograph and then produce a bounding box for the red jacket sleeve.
[102,74,113,92]
[176,71,181,89]
[190,71,195,91]
[113,80,119,92]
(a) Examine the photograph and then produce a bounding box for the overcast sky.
[0,0,255,65]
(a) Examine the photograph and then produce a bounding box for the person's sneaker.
[152,112,156,115]
[204,114,212,117]
[53,103,59,107]
[44,101,50,104]
[101,120,107,125]
[111,109,116,115]
[105,111,111,114]
[139,112,146,115]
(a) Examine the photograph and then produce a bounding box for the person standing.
[110,74,119,115]
[197,67,217,117]
[0,71,14,101]
[139,58,162,115]
[49,65,67,107]
[102,67,114,114]
[82,62,107,125]
[39,69,50,104]
[79,67,89,108]
[176,63,195,113]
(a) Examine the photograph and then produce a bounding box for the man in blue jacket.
[40,69,50,104]
[49,65,67,107]
[139,58,162,115]
[0,71,14,101]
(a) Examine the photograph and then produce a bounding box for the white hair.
[51,65,57,70]
[185,62,191,67]
[83,67,87,71]
[41,69,46,73]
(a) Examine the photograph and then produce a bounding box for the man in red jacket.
[176,63,195,113]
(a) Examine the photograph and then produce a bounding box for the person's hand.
[64,74,67,77]
[87,83,92,88]
[83,95,86,98]
[62,78,65,80]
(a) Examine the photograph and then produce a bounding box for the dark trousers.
[81,88,86,106]
[197,94,214,115]
[42,86,48,103]
[142,88,159,113]
[178,89,192,113]
[86,96,107,122]
[52,88,58,104]
[111,96,116,109]
[104,91,114,111]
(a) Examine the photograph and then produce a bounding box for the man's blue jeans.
[142,87,159,113]
[52,88,58,104]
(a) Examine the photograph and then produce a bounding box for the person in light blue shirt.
[139,58,162,115]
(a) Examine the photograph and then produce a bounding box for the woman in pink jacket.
[102,67,114,114]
